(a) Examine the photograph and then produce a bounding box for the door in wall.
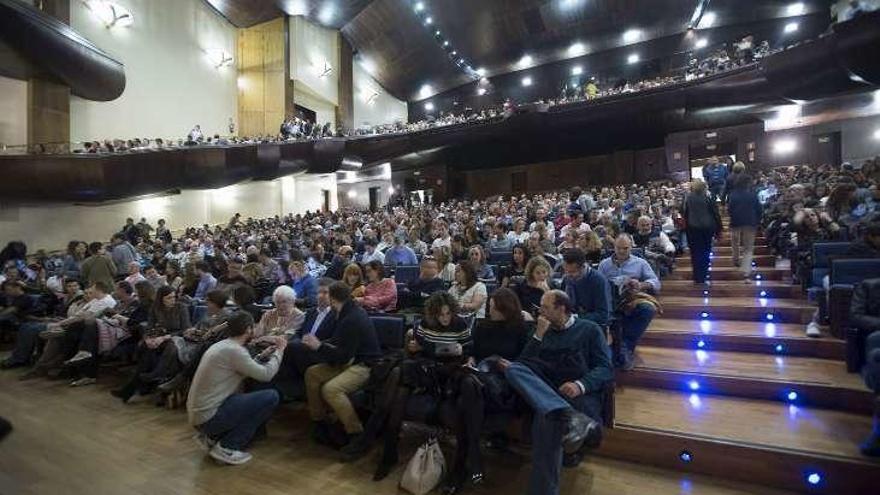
[811,132,841,167]
[322,189,330,212]
[369,187,380,212]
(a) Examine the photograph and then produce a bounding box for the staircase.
[597,215,880,494]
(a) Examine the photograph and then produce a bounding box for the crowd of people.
[2,155,880,493]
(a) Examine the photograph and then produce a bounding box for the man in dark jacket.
[561,248,611,327]
[852,278,880,456]
[502,290,610,495]
[727,166,762,276]
[304,282,381,448]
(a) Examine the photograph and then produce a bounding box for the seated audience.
[561,248,612,328]
[500,244,529,288]
[468,245,495,282]
[449,261,488,318]
[516,257,554,318]
[399,256,445,309]
[289,258,318,308]
[357,261,397,313]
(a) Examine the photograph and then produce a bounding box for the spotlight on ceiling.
[560,0,583,9]
[695,38,708,49]
[419,84,433,99]
[424,16,433,25]
[318,4,334,24]
[477,87,487,96]
[522,76,533,87]
[784,22,799,33]
[435,29,441,36]
[83,0,134,28]
[699,11,717,28]
[787,2,805,16]
[476,67,487,77]
[424,102,434,111]
[568,41,586,57]
[517,54,533,68]
[571,65,583,76]
[622,29,642,43]
[414,1,425,12]
[627,53,640,64]
[443,40,449,47]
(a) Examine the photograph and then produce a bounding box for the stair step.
[661,280,802,298]
[711,246,773,255]
[602,387,880,495]
[619,346,872,413]
[644,318,844,359]
[678,254,776,267]
[660,296,813,323]
[669,266,788,281]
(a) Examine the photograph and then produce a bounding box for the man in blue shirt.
[194,261,218,301]
[561,249,611,327]
[289,258,318,308]
[598,234,660,370]
[384,235,418,267]
[501,290,610,495]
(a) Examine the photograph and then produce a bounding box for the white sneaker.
[65,350,93,365]
[70,377,96,387]
[209,443,252,465]
[193,433,217,453]
[805,322,821,338]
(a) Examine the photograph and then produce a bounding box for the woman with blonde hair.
[683,179,721,284]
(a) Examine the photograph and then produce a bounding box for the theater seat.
[371,315,406,351]
[829,259,880,342]
[489,251,513,266]
[393,265,420,285]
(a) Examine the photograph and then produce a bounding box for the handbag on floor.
[400,437,445,495]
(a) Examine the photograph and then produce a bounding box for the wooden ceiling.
[203,0,835,101]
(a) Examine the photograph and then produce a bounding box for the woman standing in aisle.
[683,179,721,285]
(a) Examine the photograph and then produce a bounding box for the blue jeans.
[621,302,656,351]
[8,321,46,365]
[505,362,601,495]
[198,389,280,451]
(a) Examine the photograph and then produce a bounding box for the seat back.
[370,315,406,351]
[488,251,513,266]
[813,242,852,269]
[830,259,880,286]
[393,265,420,285]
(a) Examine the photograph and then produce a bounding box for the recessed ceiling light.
[699,12,716,28]
[568,41,586,56]
[476,67,487,76]
[522,76,533,87]
[786,2,805,16]
[425,16,433,24]
[435,29,440,35]
[571,65,583,75]
[419,84,433,98]
[784,22,799,33]
[443,40,449,46]
[695,38,708,49]
[518,54,533,68]
[414,1,425,12]
[623,29,642,43]
[627,53,640,64]
[477,87,487,95]
[451,50,457,55]
[424,102,434,111]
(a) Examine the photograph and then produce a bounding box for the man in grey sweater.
[187,311,287,465]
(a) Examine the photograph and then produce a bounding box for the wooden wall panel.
[336,37,354,132]
[237,17,287,137]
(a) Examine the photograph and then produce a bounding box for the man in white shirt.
[530,208,556,243]
[360,238,385,265]
[41,281,117,338]
[187,311,287,465]
[431,223,452,250]
[559,212,592,239]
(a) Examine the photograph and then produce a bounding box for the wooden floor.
[0,370,793,495]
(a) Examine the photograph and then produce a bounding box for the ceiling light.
[283,0,309,16]
[477,87,487,96]
[627,53,640,64]
[424,16,433,25]
[424,102,434,111]
[451,50,457,55]
[873,128,880,140]
[459,58,465,64]
[414,1,425,12]
[695,38,708,49]
[318,4,334,23]
[571,65,583,75]
[787,2,805,16]
[699,12,716,28]
[443,40,449,46]
[435,29,441,35]
[83,0,134,28]
[622,29,642,43]
[784,22,799,33]
[522,76,532,87]
[419,84,433,98]
[517,54,533,68]
[568,42,586,57]
[560,0,583,9]
[476,67,487,77]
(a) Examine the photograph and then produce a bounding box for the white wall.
[294,86,337,129]
[353,62,408,128]
[290,16,339,106]
[69,0,237,143]
[0,75,27,150]
[0,174,338,251]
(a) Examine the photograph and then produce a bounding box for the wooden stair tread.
[649,318,833,340]
[614,387,877,462]
[633,347,867,391]
[660,296,813,310]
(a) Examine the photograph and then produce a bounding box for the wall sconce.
[318,61,333,78]
[366,92,379,105]
[83,0,134,28]
[206,48,234,69]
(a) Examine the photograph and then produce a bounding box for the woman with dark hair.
[449,261,488,318]
[473,288,530,363]
[164,261,183,293]
[358,261,397,312]
[62,241,87,280]
[500,244,529,288]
